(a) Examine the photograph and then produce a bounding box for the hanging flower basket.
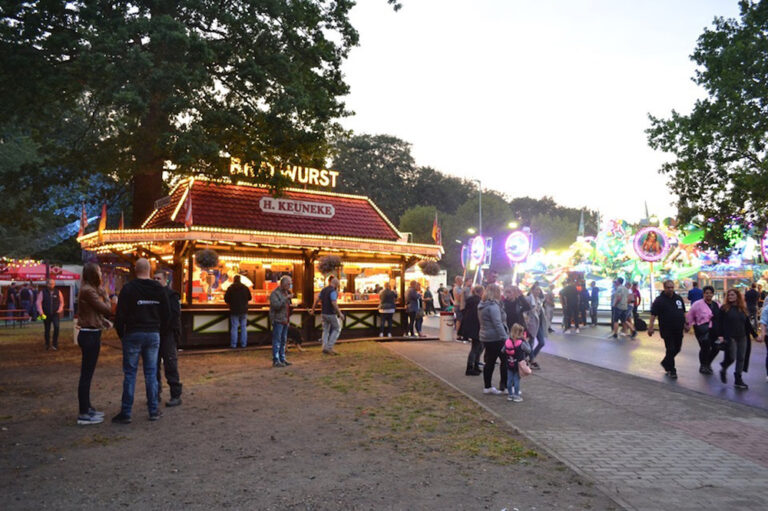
[419,260,441,276]
[195,249,219,269]
[318,255,342,275]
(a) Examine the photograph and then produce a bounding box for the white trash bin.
[439,311,456,342]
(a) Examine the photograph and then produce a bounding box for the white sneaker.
[507,394,515,401]
[564,329,571,334]
[483,387,503,395]
[511,395,524,402]
[387,333,392,338]
[575,328,580,334]
[378,333,384,337]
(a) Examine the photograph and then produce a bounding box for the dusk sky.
[340,0,741,222]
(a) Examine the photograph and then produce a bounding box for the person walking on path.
[378,282,397,338]
[36,278,64,350]
[112,258,170,424]
[745,283,759,330]
[312,276,344,355]
[687,281,704,305]
[526,283,547,370]
[269,276,293,367]
[75,263,114,425]
[405,280,421,337]
[153,270,183,406]
[478,283,509,395]
[589,281,599,327]
[611,277,637,339]
[760,303,768,382]
[685,285,720,375]
[461,285,484,376]
[424,286,435,315]
[648,280,687,379]
[224,275,251,348]
[717,288,757,389]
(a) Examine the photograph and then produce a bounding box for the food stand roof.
[78,178,443,259]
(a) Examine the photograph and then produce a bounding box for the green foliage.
[399,205,438,244]
[529,214,579,250]
[0,1,361,222]
[647,0,768,253]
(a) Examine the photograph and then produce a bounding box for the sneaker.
[166,397,182,407]
[483,387,503,395]
[765,376,768,383]
[281,360,292,366]
[77,414,104,425]
[575,328,580,334]
[149,412,162,421]
[564,329,572,334]
[611,333,618,339]
[507,394,515,401]
[734,379,748,390]
[699,366,708,374]
[273,360,285,367]
[720,368,727,384]
[530,361,541,370]
[630,330,637,339]
[378,333,384,337]
[668,370,678,379]
[88,408,105,418]
[51,346,58,351]
[387,333,392,338]
[465,369,481,376]
[512,395,524,402]
[111,413,131,424]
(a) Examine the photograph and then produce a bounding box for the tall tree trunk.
[132,168,164,227]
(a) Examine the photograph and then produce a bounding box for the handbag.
[518,359,533,377]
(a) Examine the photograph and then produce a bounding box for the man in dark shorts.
[648,280,688,379]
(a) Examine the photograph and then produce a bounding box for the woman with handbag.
[75,262,114,425]
[478,284,509,395]
[717,289,757,389]
[685,285,720,374]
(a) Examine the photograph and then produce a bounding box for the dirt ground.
[0,323,618,510]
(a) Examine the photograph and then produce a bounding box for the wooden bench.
[0,309,32,328]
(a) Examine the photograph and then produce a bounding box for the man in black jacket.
[112,258,170,424]
[224,275,251,348]
[153,270,183,407]
[648,280,688,379]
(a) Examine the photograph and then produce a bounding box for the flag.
[431,212,441,245]
[184,184,193,228]
[119,211,124,230]
[78,204,88,237]
[97,203,107,242]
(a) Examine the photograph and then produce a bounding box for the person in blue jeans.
[269,276,293,367]
[224,275,252,348]
[111,258,170,424]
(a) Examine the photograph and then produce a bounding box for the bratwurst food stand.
[78,176,442,347]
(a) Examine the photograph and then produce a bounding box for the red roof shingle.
[144,180,402,242]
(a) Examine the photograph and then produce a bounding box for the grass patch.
[316,342,537,464]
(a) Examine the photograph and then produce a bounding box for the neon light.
[505,230,531,263]
[470,236,485,265]
[761,229,768,261]
[633,227,670,262]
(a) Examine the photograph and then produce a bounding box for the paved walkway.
[384,340,768,511]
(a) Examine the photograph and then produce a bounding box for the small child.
[504,323,530,402]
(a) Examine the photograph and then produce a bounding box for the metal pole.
[477,180,482,237]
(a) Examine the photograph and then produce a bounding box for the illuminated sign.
[634,227,669,262]
[505,231,531,263]
[259,197,335,219]
[761,229,768,261]
[231,158,339,188]
[469,236,485,267]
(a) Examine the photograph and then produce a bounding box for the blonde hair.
[482,283,501,302]
[509,323,526,339]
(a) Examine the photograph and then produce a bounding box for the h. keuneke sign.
[259,197,335,219]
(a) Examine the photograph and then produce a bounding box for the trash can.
[439,311,455,342]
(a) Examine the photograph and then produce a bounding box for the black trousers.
[77,330,101,415]
[661,333,683,371]
[564,306,579,329]
[483,340,508,390]
[157,333,182,399]
[44,315,60,348]
[693,327,713,367]
[466,337,482,371]
[406,311,417,335]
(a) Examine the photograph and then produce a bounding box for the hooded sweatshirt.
[115,278,170,337]
[478,299,508,342]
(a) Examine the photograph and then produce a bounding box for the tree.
[332,134,417,221]
[399,205,438,244]
[529,213,579,251]
[647,0,768,253]
[410,166,474,214]
[0,1,361,224]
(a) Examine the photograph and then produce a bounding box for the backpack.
[634,317,647,331]
[504,338,531,366]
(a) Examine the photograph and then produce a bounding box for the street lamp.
[508,221,518,229]
[467,227,476,234]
